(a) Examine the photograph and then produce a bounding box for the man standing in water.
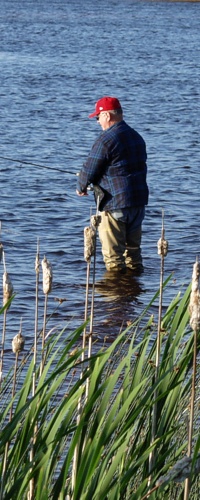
[76,96,148,273]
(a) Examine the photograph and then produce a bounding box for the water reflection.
[93,270,145,341]
[95,269,144,303]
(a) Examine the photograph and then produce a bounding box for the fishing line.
[0,155,77,175]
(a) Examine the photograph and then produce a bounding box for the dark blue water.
[0,0,199,361]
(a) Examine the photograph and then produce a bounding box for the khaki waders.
[98,209,144,272]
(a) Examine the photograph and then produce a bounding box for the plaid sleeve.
[77,137,108,192]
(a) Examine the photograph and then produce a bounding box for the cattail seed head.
[0,242,3,263]
[90,214,101,229]
[84,226,96,262]
[189,259,200,332]
[3,272,13,307]
[42,256,53,294]
[157,237,168,257]
[12,332,25,354]
[35,252,40,274]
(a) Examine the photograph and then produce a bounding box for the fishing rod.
[0,155,78,176]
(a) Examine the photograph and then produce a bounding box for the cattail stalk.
[85,215,101,380]
[0,321,24,500]
[11,320,25,418]
[39,255,52,376]
[33,240,40,394]
[149,210,168,478]
[0,252,13,389]
[81,221,95,373]
[184,258,200,499]
[29,241,40,500]
[72,205,101,495]
[71,241,91,496]
[81,212,101,378]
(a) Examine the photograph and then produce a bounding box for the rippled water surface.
[0,0,199,364]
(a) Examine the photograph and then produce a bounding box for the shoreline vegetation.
[0,215,200,499]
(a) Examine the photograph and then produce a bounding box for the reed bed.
[0,216,200,500]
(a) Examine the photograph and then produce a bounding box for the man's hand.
[76,189,88,196]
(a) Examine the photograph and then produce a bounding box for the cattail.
[3,271,13,307]
[184,259,200,500]
[149,211,168,480]
[35,251,40,274]
[84,215,101,263]
[12,331,25,354]
[188,259,200,332]
[90,214,101,229]
[84,226,96,262]
[42,256,53,294]
[157,209,168,257]
[0,242,3,263]
[157,237,168,257]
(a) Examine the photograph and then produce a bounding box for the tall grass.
[0,278,199,499]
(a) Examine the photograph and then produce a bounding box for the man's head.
[89,96,123,130]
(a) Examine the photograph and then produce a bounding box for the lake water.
[0,0,199,363]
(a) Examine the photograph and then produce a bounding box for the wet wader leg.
[98,211,126,271]
[125,225,143,271]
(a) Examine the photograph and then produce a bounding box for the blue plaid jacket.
[77,120,149,211]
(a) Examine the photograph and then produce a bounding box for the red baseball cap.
[89,96,122,118]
